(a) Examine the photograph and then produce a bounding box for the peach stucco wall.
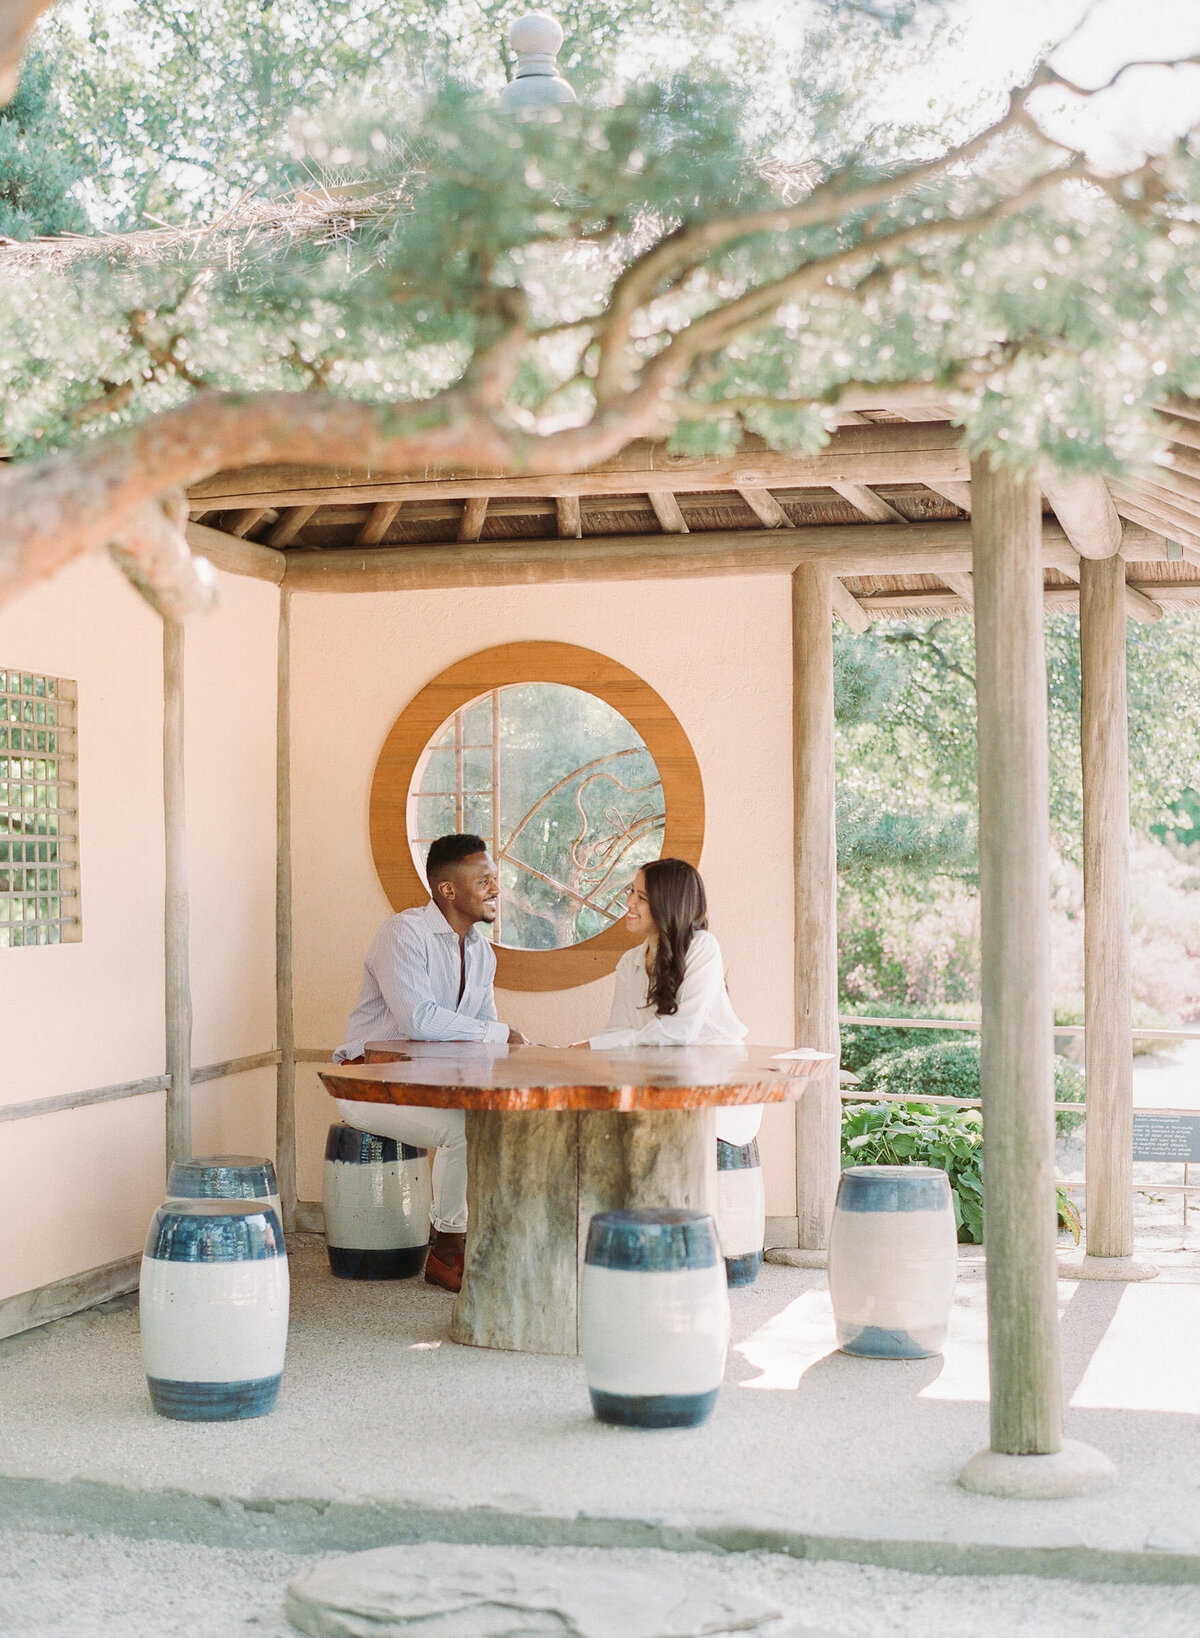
[1,558,803,1306]
[0,559,278,1302]
[290,577,798,1213]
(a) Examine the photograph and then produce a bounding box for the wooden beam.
[1080,555,1135,1261]
[458,497,489,542]
[1126,471,1200,522]
[163,620,192,1172]
[858,592,969,615]
[865,581,1193,619]
[185,521,286,585]
[925,481,973,513]
[830,577,871,632]
[1122,582,1163,623]
[648,491,689,534]
[275,590,297,1234]
[556,496,583,538]
[224,507,271,539]
[941,571,974,604]
[737,487,793,528]
[970,453,1063,1462]
[1047,585,1168,622]
[1110,491,1200,565]
[792,565,841,1252]
[266,505,316,547]
[188,423,970,508]
[0,1255,141,1344]
[281,519,1130,594]
[1040,468,1122,560]
[1124,581,1200,605]
[357,501,402,546]
[829,482,908,524]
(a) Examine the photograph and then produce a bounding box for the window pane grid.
[409,683,665,952]
[0,670,80,948]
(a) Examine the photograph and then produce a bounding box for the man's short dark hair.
[427,833,488,883]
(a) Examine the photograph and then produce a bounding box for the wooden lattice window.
[0,669,80,947]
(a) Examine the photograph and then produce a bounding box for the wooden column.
[163,619,192,1168]
[971,456,1062,1455]
[1080,556,1134,1258]
[792,564,841,1250]
[275,589,297,1230]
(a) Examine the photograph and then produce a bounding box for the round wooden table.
[319,1042,832,1356]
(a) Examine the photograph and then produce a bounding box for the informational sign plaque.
[1132,1112,1200,1163]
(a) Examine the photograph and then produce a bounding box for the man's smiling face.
[442,851,500,925]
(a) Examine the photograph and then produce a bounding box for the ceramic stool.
[140,1198,289,1420]
[167,1154,281,1225]
[323,1124,432,1279]
[828,1165,957,1359]
[580,1208,729,1428]
[715,1137,765,1287]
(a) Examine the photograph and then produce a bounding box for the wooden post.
[792,564,841,1251]
[163,618,192,1169]
[276,589,298,1231]
[1080,556,1139,1262]
[970,454,1063,1457]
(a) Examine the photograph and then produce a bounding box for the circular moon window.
[409,682,665,952]
[369,642,704,991]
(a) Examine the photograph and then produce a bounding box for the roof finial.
[499,12,578,110]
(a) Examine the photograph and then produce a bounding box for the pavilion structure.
[170,399,1200,1493]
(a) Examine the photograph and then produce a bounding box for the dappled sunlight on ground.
[734,1273,1200,1415]
[734,1288,838,1390]
[1070,1280,1200,1415]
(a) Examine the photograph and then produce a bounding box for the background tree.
[0,5,1198,617]
[0,45,88,237]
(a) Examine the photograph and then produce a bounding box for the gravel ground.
[0,1532,1197,1638]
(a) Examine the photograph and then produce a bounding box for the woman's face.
[624,870,655,941]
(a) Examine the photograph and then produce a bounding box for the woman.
[588,858,761,1147]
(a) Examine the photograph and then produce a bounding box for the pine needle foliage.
[0,49,88,239]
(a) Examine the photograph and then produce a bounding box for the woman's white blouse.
[590,931,760,1145]
[590,930,749,1050]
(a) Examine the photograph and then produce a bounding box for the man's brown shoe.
[424,1230,466,1293]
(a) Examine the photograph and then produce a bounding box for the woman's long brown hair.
[643,858,708,1016]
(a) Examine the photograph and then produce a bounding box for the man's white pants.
[334,1100,467,1234]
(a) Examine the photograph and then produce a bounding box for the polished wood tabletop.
[319,1041,834,1112]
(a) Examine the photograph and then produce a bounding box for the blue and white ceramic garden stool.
[323,1124,432,1279]
[828,1165,957,1359]
[139,1199,289,1420]
[715,1137,765,1286]
[167,1154,281,1225]
[580,1208,730,1428]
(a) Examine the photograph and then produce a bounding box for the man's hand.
[507,1027,531,1045]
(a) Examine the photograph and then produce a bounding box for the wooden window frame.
[0,668,80,948]
[369,642,705,991]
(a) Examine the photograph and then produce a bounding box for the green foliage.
[839,1008,969,1075]
[836,615,1200,857]
[837,794,975,883]
[841,1100,985,1242]
[833,609,1200,1017]
[0,50,89,239]
[858,1039,1087,1138]
[45,0,741,225]
[841,1099,1082,1245]
[1153,788,1200,851]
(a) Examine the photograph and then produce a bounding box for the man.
[333,834,528,1292]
